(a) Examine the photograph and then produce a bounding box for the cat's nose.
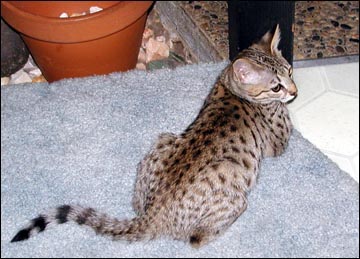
[288,83,297,97]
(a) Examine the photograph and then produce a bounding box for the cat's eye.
[271,84,283,92]
[289,67,293,77]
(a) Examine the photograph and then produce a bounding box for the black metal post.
[228,1,295,65]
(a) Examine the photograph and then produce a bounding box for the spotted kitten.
[11,25,297,248]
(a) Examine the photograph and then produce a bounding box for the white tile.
[352,154,359,183]
[295,92,359,156]
[323,62,359,97]
[323,151,356,181]
[288,66,326,112]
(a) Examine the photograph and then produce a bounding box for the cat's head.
[226,25,297,104]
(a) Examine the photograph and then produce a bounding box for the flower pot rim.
[1,1,153,43]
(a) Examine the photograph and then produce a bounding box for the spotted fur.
[239,47,290,74]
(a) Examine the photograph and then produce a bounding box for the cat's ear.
[232,58,262,84]
[270,24,282,56]
[259,30,273,47]
[257,24,282,55]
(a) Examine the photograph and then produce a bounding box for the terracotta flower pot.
[1,1,153,82]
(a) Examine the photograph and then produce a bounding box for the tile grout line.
[291,65,359,182]
[290,67,328,113]
[320,147,359,177]
[320,147,358,159]
[350,152,359,182]
[326,89,359,99]
[291,63,359,115]
[319,64,359,99]
[320,64,359,98]
[320,149,358,181]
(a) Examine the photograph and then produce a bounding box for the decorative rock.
[59,12,69,18]
[307,6,315,11]
[143,28,154,40]
[340,24,352,30]
[31,75,47,83]
[155,35,166,42]
[26,67,42,78]
[89,6,103,14]
[136,63,146,70]
[22,57,42,78]
[1,19,29,77]
[335,45,345,53]
[9,69,32,85]
[141,28,154,48]
[1,77,10,86]
[330,20,339,27]
[145,37,170,63]
[137,48,146,64]
[69,12,86,18]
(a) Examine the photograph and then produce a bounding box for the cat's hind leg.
[187,160,250,248]
[132,133,178,215]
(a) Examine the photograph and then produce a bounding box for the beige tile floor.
[288,62,359,182]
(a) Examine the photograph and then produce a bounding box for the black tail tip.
[11,229,30,243]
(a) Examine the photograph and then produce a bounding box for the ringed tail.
[11,204,154,243]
